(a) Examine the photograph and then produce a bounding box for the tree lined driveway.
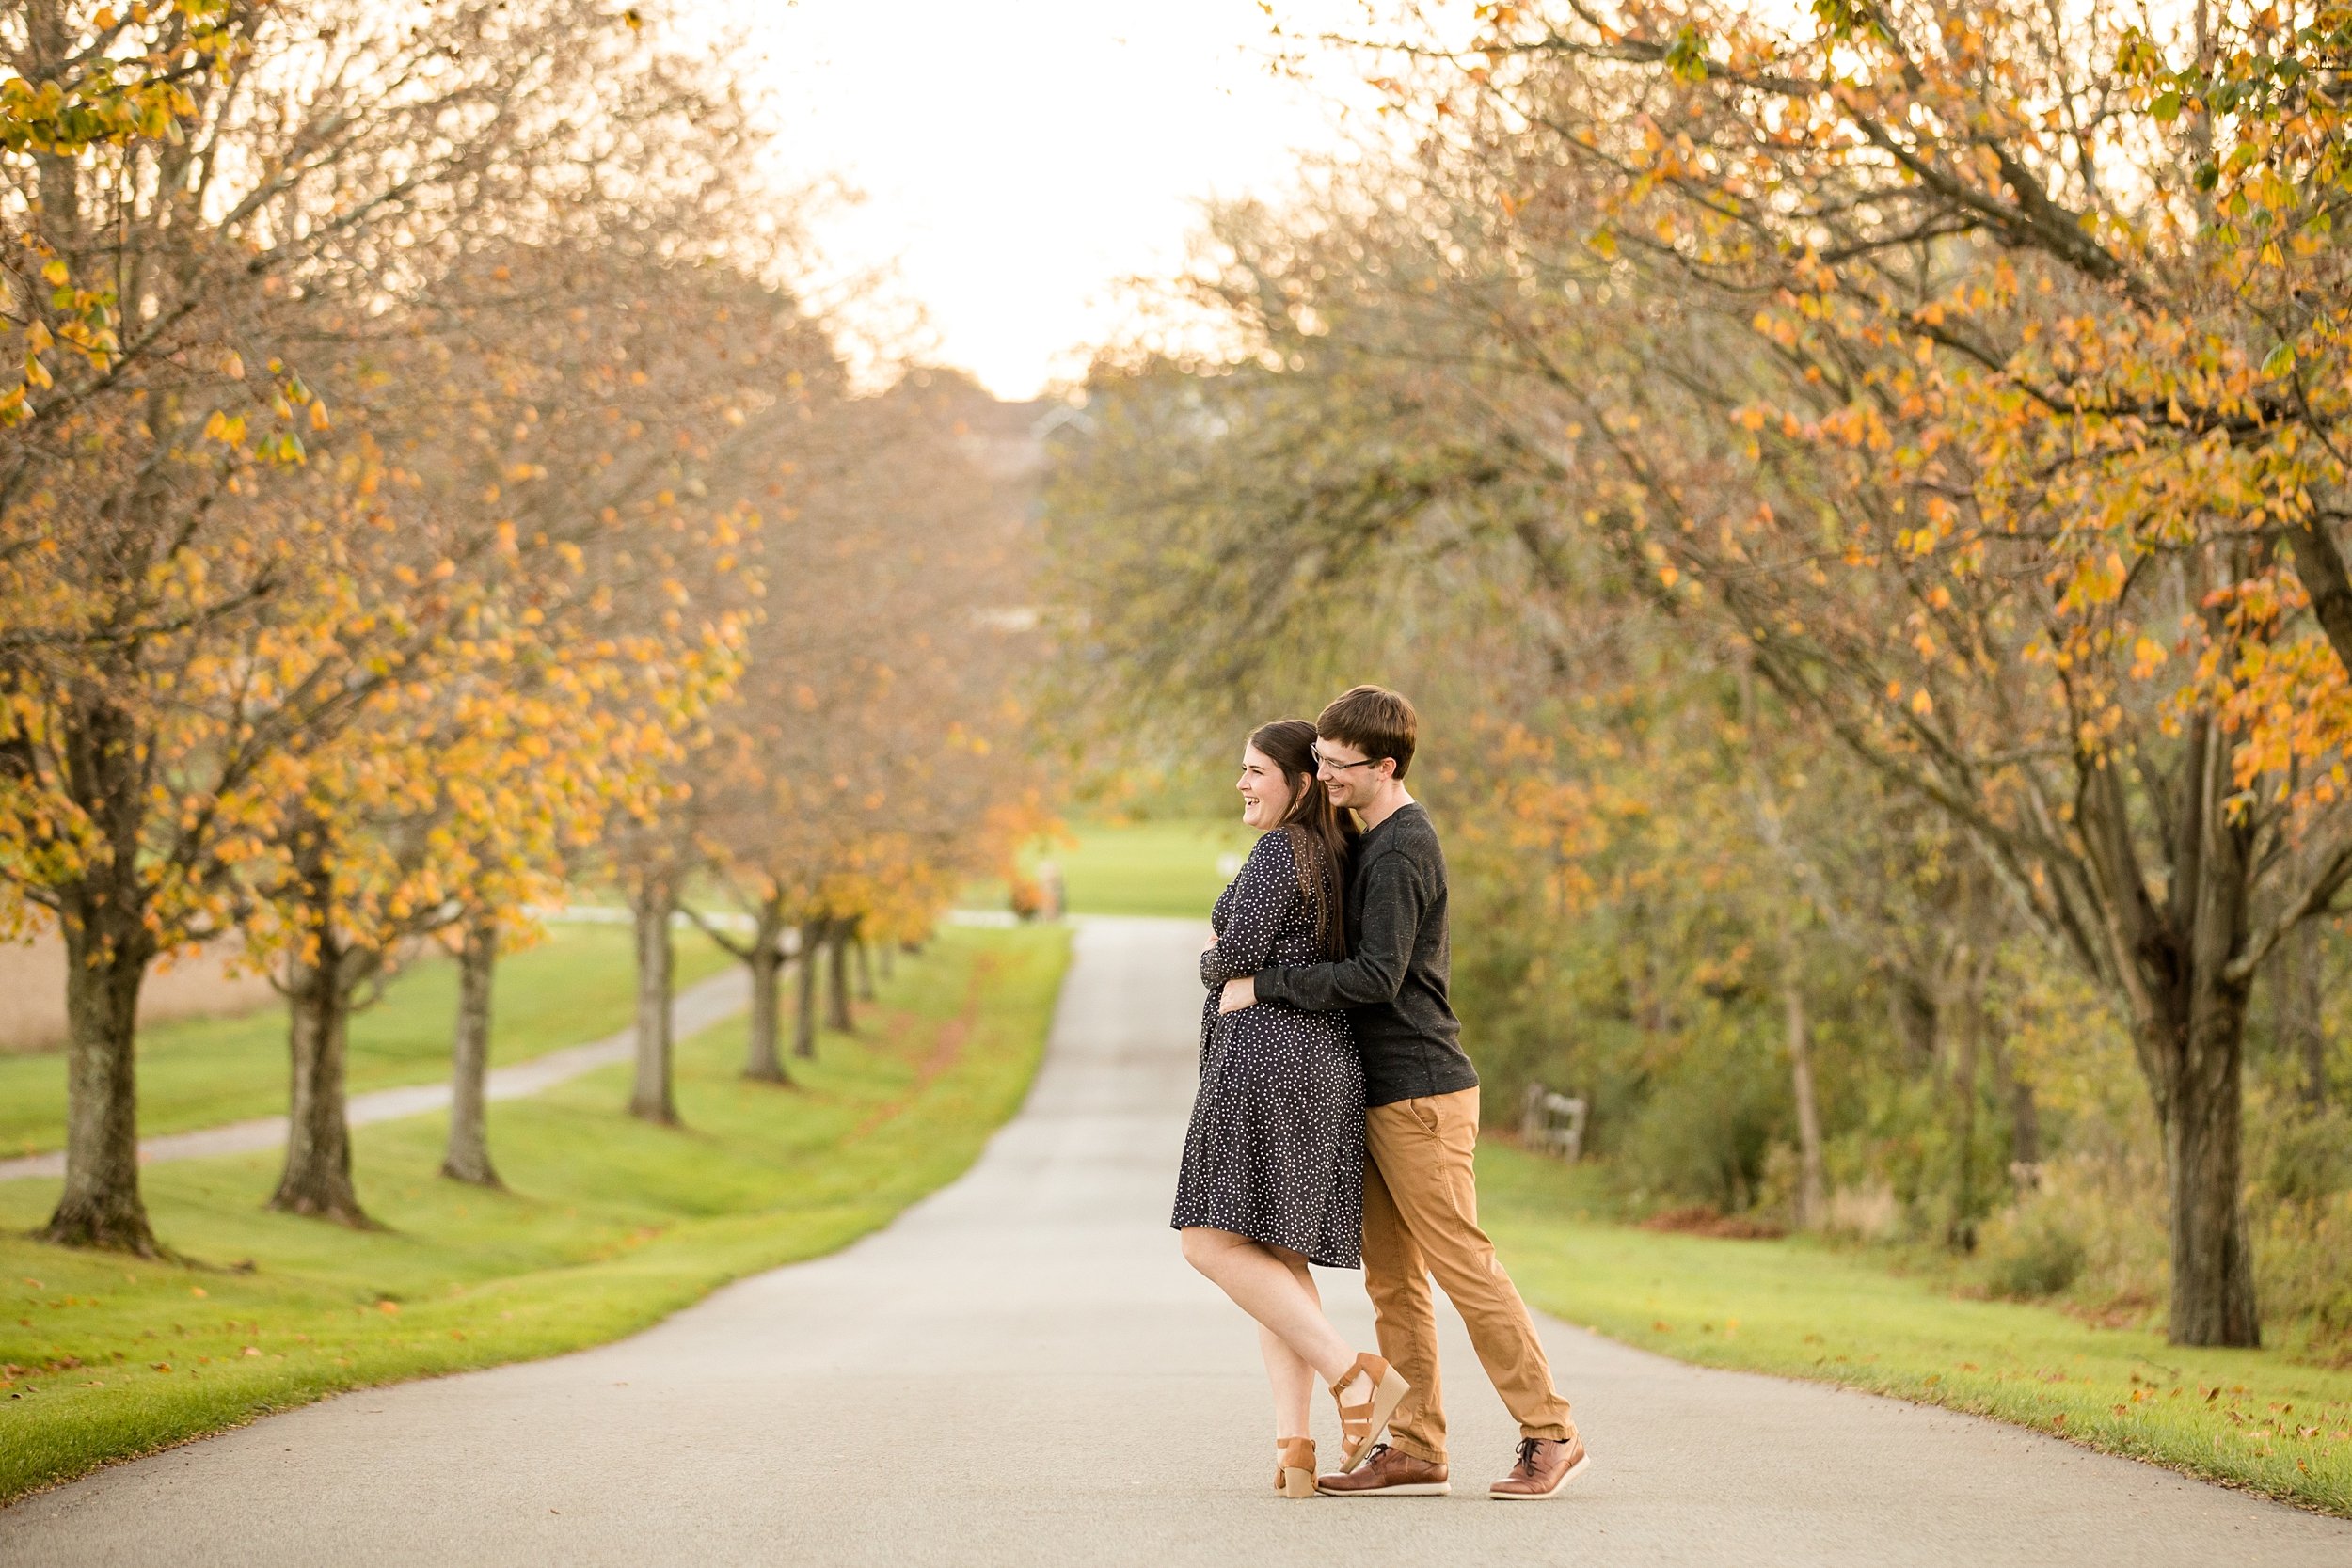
[3,917,2345,1566]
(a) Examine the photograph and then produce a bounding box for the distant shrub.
[2261,1106,2352,1206]
[1614,1022,1786,1213]
[1640,1203,1786,1240]
[2250,1103,2352,1354]
[1979,1205,2088,1299]
[1824,1181,1901,1242]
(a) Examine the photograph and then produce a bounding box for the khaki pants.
[1362,1086,1574,1464]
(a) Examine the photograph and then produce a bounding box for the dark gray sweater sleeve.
[1252,850,1419,1012]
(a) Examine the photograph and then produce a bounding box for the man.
[1218,684,1587,1500]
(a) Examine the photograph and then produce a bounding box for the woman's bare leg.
[1259,1325,1317,1438]
[1257,1248,1324,1437]
[1180,1227,1369,1406]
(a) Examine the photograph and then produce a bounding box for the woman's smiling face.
[1236,743,1295,831]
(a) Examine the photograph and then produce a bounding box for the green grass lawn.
[1480,1142,2352,1515]
[0,923,733,1158]
[0,923,1069,1503]
[969,816,1257,920]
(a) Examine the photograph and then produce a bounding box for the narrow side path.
[0,970,749,1183]
[2,916,2344,1566]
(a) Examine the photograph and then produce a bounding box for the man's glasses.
[1313,750,1381,773]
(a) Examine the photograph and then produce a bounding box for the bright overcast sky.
[700,0,1398,400]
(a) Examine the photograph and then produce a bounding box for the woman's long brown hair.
[1249,719,1356,959]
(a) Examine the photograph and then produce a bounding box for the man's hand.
[1217,975,1256,1015]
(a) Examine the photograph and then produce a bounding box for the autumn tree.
[1048,0,2352,1343]
[258,226,820,1203]
[692,369,1048,1076]
[0,0,754,1249]
[1370,0,2352,1347]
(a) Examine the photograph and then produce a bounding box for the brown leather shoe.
[1488,1435,1590,1499]
[1315,1443,1451,1497]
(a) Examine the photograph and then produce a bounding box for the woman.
[1172,719,1410,1498]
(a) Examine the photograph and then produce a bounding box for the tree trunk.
[1886,976,1937,1077]
[1740,657,1824,1228]
[38,899,160,1254]
[1780,935,1826,1230]
[2157,986,2260,1346]
[270,947,375,1226]
[853,931,875,1002]
[793,920,820,1059]
[2276,918,2328,1111]
[1947,990,1983,1250]
[742,911,791,1085]
[441,909,502,1187]
[629,884,678,1125]
[2010,1077,2042,1174]
[2058,700,2265,1346]
[879,942,896,982]
[825,920,853,1033]
[1985,1025,2042,1190]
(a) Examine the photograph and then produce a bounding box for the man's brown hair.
[1317,685,1418,781]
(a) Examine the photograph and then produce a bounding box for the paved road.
[0,970,751,1183]
[4,916,2346,1566]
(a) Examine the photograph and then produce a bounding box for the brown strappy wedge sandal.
[1275,1436,1318,1499]
[1330,1353,1411,1470]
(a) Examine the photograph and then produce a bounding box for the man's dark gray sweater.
[1252,801,1479,1108]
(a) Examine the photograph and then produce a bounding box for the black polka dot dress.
[1170,829,1366,1269]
